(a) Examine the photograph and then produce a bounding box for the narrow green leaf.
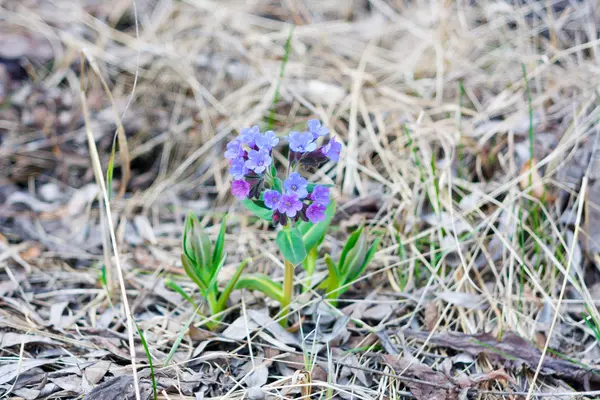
[273,178,283,192]
[324,254,340,300]
[106,135,117,202]
[338,226,364,275]
[212,216,227,269]
[276,227,307,264]
[235,274,284,303]
[165,278,197,308]
[270,163,278,179]
[136,324,157,400]
[341,232,367,282]
[207,253,227,294]
[348,235,381,283]
[297,201,335,252]
[242,199,273,221]
[193,230,213,283]
[181,254,208,293]
[216,258,250,312]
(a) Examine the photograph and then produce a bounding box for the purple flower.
[322,137,341,161]
[277,193,303,218]
[225,139,244,160]
[256,130,279,150]
[284,172,308,199]
[231,180,250,199]
[229,157,248,179]
[240,125,260,146]
[245,148,272,174]
[307,119,329,140]
[310,185,330,205]
[306,202,326,223]
[288,131,317,153]
[263,190,281,209]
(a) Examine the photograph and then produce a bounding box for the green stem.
[207,290,219,317]
[281,259,294,327]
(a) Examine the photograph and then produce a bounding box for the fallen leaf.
[222,315,258,341]
[382,355,458,400]
[520,158,544,200]
[86,375,153,400]
[424,302,439,331]
[404,330,600,384]
[0,332,60,348]
[0,359,54,385]
[383,355,514,400]
[247,309,300,347]
[84,361,111,385]
[436,291,487,310]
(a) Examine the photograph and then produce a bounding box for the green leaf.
[324,254,340,300]
[181,254,208,294]
[273,178,283,192]
[276,227,307,264]
[212,216,227,269]
[207,253,227,294]
[338,226,364,275]
[297,201,335,252]
[348,235,381,282]
[194,232,213,282]
[242,199,273,221]
[165,278,197,308]
[340,231,367,281]
[235,274,284,303]
[183,213,211,279]
[270,163,277,178]
[216,258,250,312]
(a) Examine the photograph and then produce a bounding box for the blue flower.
[277,193,303,218]
[284,172,308,199]
[307,119,329,140]
[288,131,317,153]
[229,157,248,179]
[245,148,272,174]
[263,190,281,209]
[240,125,260,146]
[225,139,244,160]
[306,202,326,223]
[322,137,341,161]
[310,185,330,205]
[256,130,279,150]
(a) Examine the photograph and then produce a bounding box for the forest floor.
[2,0,600,399]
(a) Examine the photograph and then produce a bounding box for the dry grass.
[2,0,600,399]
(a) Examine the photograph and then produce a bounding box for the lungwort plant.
[167,213,249,328]
[226,119,341,324]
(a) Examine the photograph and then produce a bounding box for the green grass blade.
[106,135,117,202]
[521,63,534,163]
[135,324,157,400]
[267,26,294,130]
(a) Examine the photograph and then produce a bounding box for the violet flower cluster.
[225,119,341,225]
